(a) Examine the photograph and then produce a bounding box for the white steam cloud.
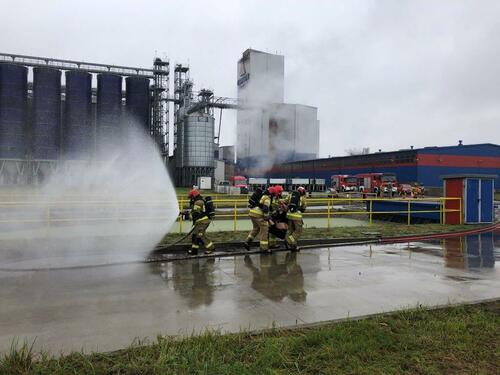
[0,120,179,270]
[236,51,319,174]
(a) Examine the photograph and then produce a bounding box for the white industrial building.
[236,49,319,169]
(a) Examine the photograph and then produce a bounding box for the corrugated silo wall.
[64,70,92,160]
[0,63,28,159]
[32,67,61,160]
[176,114,215,187]
[96,73,122,157]
[125,76,150,132]
[183,115,215,168]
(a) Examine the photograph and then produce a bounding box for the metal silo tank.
[125,76,150,132]
[96,73,122,155]
[32,67,62,160]
[64,70,92,160]
[0,63,28,159]
[184,114,215,168]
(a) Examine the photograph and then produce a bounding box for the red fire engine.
[356,173,398,194]
[229,175,248,192]
[330,175,358,192]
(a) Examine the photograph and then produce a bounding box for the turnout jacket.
[286,194,307,220]
[190,197,209,224]
[249,193,271,218]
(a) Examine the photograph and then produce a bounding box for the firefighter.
[270,185,285,215]
[269,185,285,248]
[244,186,274,252]
[187,189,214,255]
[286,186,307,251]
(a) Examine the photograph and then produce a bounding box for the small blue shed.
[441,174,497,224]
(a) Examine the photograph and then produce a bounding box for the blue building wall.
[417,166,500,188]
[257,143,499,189]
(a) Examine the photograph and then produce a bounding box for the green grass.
[2,301,498,374]
[161,223,486,245]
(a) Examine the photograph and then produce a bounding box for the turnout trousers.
[286,219,303,249]
[246,216,269,250]
[190,220,214,254]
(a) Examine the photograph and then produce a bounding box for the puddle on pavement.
[0,229,498,355]
[148,230,498,306]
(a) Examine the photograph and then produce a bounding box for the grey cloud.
[1,0,498,155]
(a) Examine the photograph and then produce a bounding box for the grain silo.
[96,73,123,156]
[0,63,28,183]
[64,70,92,160]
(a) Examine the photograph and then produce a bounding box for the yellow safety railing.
[0,196,462,232]
[175,197,462,233]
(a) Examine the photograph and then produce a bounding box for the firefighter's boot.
[244,235,253,251]
[188,244,199,255]
[204,241,214,255]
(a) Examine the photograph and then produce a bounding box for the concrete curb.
[247,297,500,336]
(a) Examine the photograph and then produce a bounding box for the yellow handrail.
[0,196,463,233]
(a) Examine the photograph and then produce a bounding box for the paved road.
[0,229,498,354]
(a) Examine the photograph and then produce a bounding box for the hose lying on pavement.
[0,222,497,272]
[0,238,380,272]
[381,221,499,243]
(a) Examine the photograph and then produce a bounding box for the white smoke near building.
[236,49,319,174]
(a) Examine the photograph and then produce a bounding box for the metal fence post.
[327,199,331,229]
[179,200,183,234]
[407,200,411,225]
[459,198,462,225]
[369,199,373,226]
[440,199,444,225]
[233,201,237,232]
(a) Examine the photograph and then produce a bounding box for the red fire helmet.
[188,189,200,199]
[273,185,284,196]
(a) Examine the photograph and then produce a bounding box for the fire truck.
[356,173,398,195]
[229,175,249,193]
[330,175,358,192]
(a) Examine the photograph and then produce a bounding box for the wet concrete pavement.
[0,230,498,354]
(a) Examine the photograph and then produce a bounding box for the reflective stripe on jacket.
[249,194,271,218]
[286,195,307,220]
[191,197,209,224]
[270,196,286,213]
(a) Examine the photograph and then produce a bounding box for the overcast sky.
[1,0,499,157]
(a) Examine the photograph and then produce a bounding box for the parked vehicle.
[331,175,358,192]
[356,173,398,195]
[380,174,398,194]
[229,175,248,193]
[398,183,413,196]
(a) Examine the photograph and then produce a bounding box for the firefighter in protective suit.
[286,186,307,251]
[269,185,285,248]
[245,186,274,252]
[187,189,214,255]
